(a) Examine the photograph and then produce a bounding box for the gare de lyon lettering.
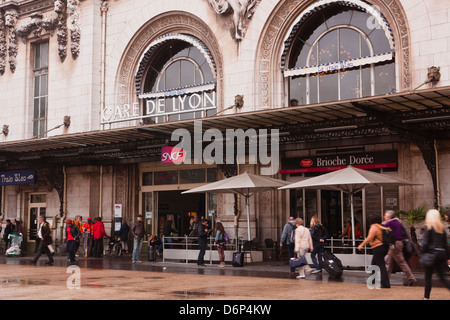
[102,84,216,124]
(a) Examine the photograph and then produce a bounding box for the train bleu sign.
[0,170,36,186]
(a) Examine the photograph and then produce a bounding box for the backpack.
[223,232,229,243]
[380,225,396,247]
[288,224,296,244]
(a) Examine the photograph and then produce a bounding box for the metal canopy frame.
[0,86,449,166]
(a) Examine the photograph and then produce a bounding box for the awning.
[0,86,449,159]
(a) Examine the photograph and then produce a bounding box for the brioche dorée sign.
[280,151,398,174]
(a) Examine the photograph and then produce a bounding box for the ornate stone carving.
[207,0,261,41]
[4,8,18,73]
[67,0,81,59]
[0,0,83,76]
[0,11,6,75]
[54,0,68,62]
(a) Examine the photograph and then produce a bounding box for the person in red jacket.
[92,217,108,258]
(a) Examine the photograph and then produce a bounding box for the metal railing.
[161,236,241,264]
[160,236,373,267]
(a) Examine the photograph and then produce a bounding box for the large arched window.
[136,34,217,123]
[285,3,396,106]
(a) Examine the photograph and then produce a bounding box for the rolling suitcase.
[321,251,343,278]
[232,244,244,267]
[148,245,156,261]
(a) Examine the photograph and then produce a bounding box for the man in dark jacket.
[31,216,54,265]
[131,215,148,263]
[196,218,209,267]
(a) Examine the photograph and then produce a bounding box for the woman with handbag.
[420,209,450,300]
[294,218,313,279]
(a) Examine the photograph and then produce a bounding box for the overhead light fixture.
[314,125,358,133]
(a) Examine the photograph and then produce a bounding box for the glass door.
[142,192,155,235]
[28,194,47,241]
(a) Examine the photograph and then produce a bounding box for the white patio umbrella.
[279,166,421,250]
[182,172,289,240]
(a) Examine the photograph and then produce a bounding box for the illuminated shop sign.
[280,151,398,174]
[0,170,36,186]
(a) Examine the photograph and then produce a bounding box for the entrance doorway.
[28,194,47,241]
[157,191,206,237]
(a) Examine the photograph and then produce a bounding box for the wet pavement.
[0,254,449,301]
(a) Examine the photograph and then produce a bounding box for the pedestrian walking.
[74,215,83,256]
[197,218,209,267]
[280,217,296,275]
[118,219,130,254]
[383,210,417,286]
[92,217,108,258]
[214,222,227,267]
[65,219,80,266]
[82,217,94,257]
[421,209,450,300]
[131,215,148,263]
[2,219,12,252]
[310,216,329,274]
[294,218,313,279]
[358,216,390,288]
[31,216,54,266]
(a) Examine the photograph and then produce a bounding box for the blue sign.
[0,170,36,186]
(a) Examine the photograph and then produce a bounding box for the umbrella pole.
[350,193,356,254]
[246,196,251,241]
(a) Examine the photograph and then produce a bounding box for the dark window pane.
[142,172,153,186]
[154,171,178,185]
[180,169,205,184]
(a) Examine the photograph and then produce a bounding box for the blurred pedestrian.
[65,219,80,266]
[2,219,11,252]
[31,216,54,266]
[197,218,209,267]
[421,209,450,300]
[132,215,148,263]
[82,217,94,257]
[118,219,130,254]
[294,218,313,279]
[93,217,108,258]
[383,210,417,286]
[280,217,296,275]
[310,216,329,274]
[358,216,390,288]
[214,222,227,267]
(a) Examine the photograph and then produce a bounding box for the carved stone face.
[4,10,18,28]
[54,0,66,14]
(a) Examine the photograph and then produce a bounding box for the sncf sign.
[161,147,186,164]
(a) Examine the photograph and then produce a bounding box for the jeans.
[67,240,77,265]
[132,237,144,261]
[311,242,325,271]
[287,243,295,272]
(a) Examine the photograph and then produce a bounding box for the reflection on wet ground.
[0,255,448,300]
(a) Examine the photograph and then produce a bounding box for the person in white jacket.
[294,218,313,279]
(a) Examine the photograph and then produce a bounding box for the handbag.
[60,243,68,255]
[290,255,307,269]
[419,252,436,267]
